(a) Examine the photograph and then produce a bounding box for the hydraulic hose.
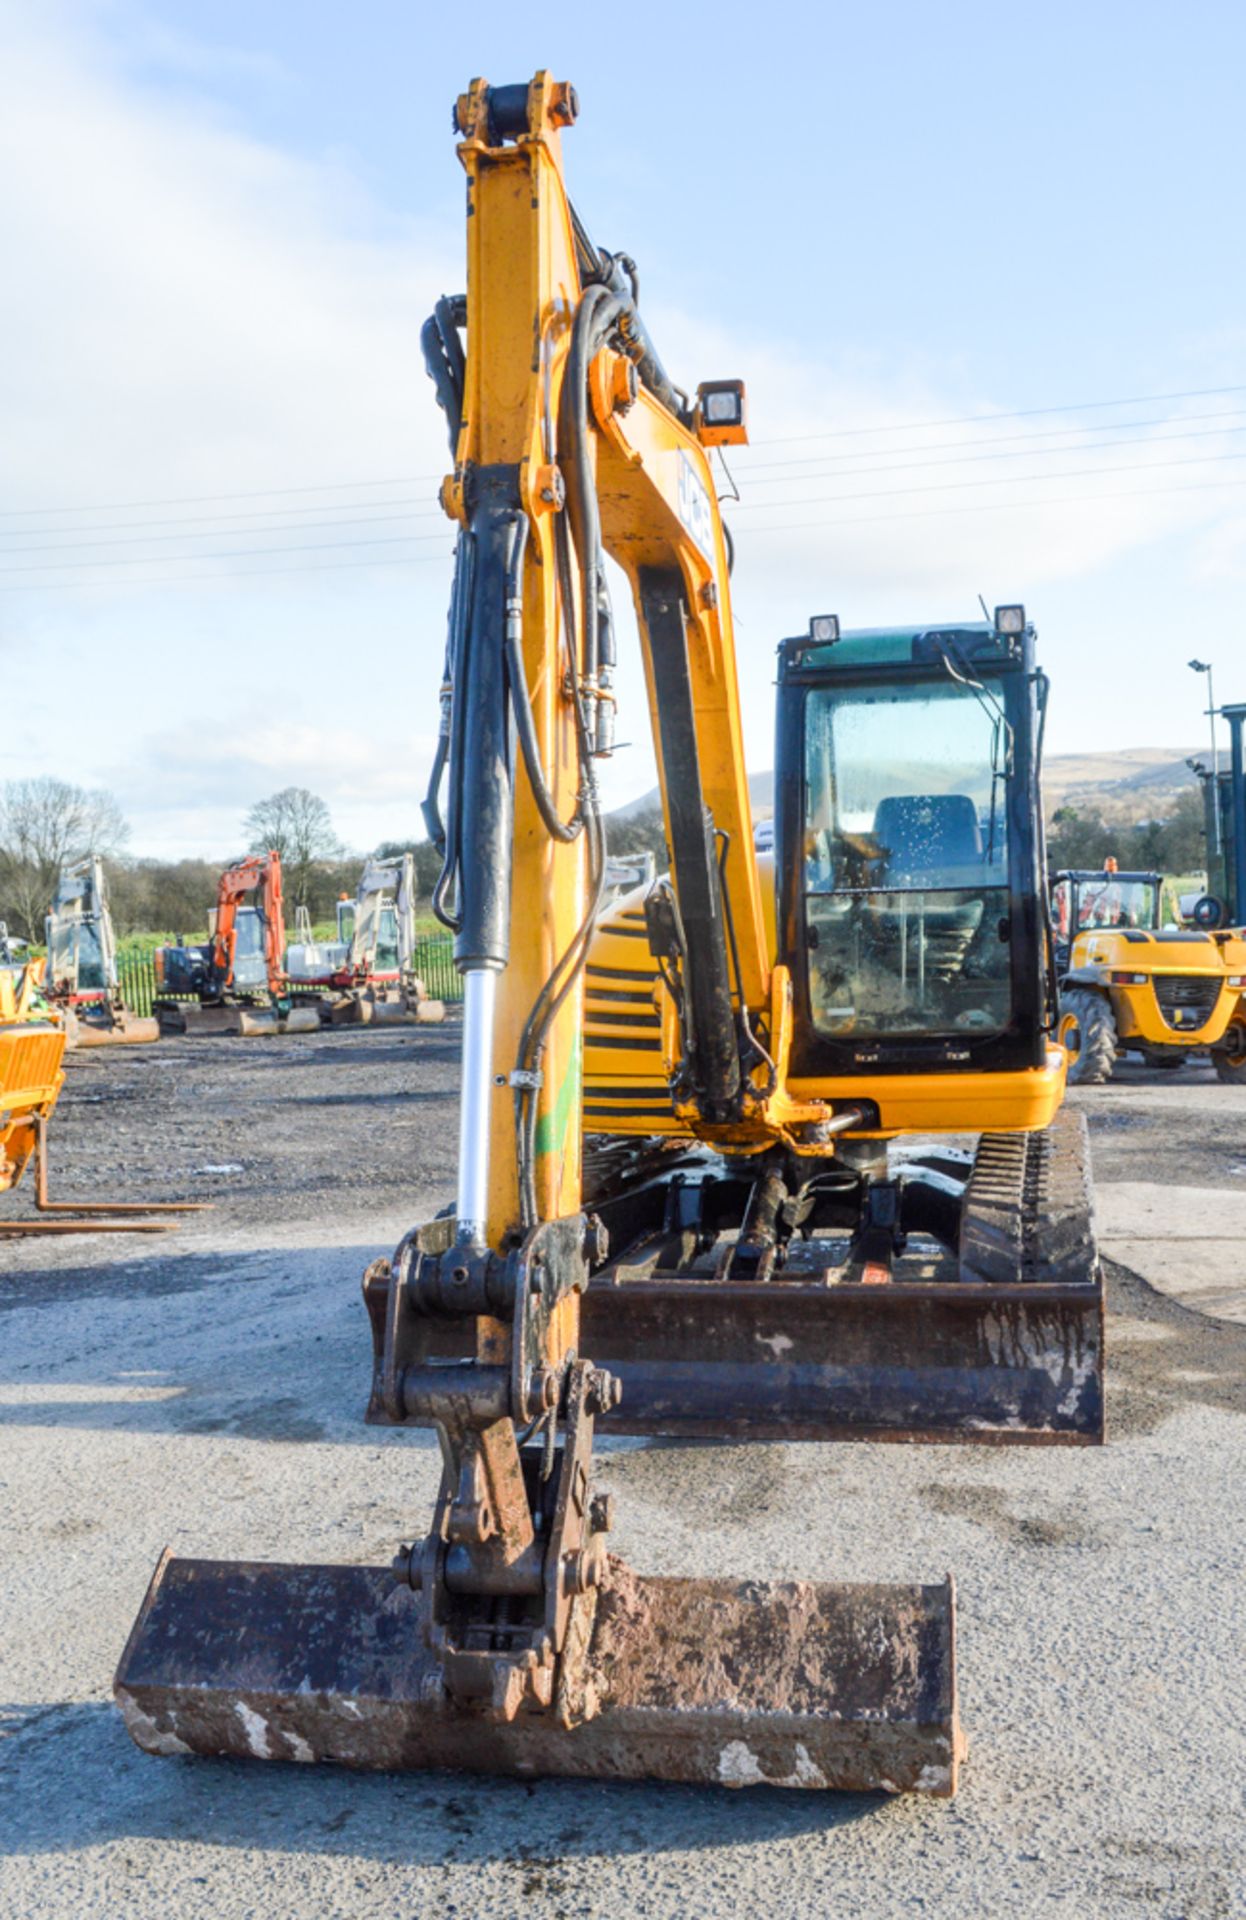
[431,532,476,933]
[502,513,584,846]
[420,314,463,450]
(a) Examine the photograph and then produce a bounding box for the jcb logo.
[676,452,714,560]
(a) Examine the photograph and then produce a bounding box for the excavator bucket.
[116,1553,962,1794]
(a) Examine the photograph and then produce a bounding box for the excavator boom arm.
[212,852,286,999]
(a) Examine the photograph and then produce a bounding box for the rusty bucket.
[116,1551,962,1794]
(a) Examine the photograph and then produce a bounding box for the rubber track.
[958,1106,1099,1288]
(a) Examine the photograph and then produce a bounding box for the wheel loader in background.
[1054,863,1246,1082]
[44,857,159,1047]
[116,74,1102,1796]
[153,851,317,1036]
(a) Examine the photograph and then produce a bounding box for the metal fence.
[117,953,158,1016]
[411,936,461,1002]
[115,938,462,1017]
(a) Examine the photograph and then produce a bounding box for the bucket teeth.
[115,1552,962,1795]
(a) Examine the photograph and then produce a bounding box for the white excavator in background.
[45,858,159,1047]
[287,853,444,1026]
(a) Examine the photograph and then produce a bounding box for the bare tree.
[244,787,342,909]
[0,777,130,941]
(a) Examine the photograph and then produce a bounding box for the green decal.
[534,1034,582,1159]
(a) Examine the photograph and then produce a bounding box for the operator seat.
[867,794,987,991]
[872,794,983,885]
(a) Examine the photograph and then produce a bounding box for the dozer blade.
[71,1011,160,1047]
[116,1552,962,1795]
[579,1275,1103,1444]
[158,1003,243,1037]
[551,1108,1103,1446]
[280,1006,321,1035]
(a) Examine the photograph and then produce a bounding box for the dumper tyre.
[1058,989,1117,1085]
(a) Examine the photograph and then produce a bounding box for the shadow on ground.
[0,1700,887,1863]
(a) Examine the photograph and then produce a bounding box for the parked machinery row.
[154,849,443,1036]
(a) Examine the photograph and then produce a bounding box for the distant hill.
[1040,747,1203,819]
[610,749,1204,828]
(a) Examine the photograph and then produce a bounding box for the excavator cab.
[780,618,1051,1094]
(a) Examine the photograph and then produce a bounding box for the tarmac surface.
[2,1028,1244,1919]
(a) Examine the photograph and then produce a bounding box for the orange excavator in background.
[154,852,317,1037]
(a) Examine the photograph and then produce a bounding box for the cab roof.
[778,621,1022,673]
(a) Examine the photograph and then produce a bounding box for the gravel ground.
[2,1028,1244,1919]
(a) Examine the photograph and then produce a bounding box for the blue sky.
[3,0,1243,856]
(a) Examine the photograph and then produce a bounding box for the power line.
[742,472,1246,535]
[7,429,1246,564]
[0,475,441,521]
[0,507,446,559]
[5,473,1244,594]
[735,409,1246,478]
[0,496,444,542]
[5,383,1245,521]
[0,551,450,592]
[747,383,1246,447]
[730,446,1246,515]
[0,529,455,578]
[7,407,1245,544]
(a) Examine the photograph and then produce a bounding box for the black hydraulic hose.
[431,532,475,933]
[420,732,448,854]
[420,314,462,451]
[510,664,607,1225]
[435,296,466,407]
[1033,669,1060,1032]
[502,514,584,845]
[561,283,619,700]
[514,798,606,1228]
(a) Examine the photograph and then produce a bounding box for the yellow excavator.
[115,75,1102,1795]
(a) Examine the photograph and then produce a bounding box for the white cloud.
[1,4,1239,860]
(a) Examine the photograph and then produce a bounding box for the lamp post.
[1188,660,1221,851]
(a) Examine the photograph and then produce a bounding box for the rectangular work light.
[994,604,1026,635]
[695,380,748,447]
[809,615,840,644]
